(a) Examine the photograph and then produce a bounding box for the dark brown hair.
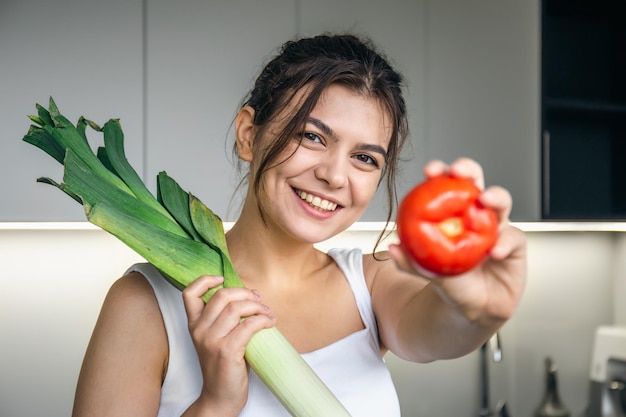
[236,33,409,251]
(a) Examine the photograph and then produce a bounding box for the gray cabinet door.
[1,0,144,221]
[299,0,428,221]
[144,0,297,222]
[424,1,540,220]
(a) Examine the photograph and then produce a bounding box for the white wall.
[0,225,619,416]
[0,228,144,417]
[613,234,626,326]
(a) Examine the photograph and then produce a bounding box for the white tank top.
[128,247,401,417]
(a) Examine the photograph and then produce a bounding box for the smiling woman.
[71,33,527,417]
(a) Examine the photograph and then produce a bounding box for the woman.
[72,33,526,417]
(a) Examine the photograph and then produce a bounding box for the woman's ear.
[235,106,256,162]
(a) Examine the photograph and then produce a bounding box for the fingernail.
[252,289,261,300]
[204,275,224,283]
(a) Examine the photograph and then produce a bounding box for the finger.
[388,244,414,274]
[423,160,448,178]
[449,157,485,189]
[183,275,224,322]
[490,224,525,261]
[480,186,513,225]
[196,287,263,327]
[388,244,437,280]
[225,314,277,351]
[209,297,273,339]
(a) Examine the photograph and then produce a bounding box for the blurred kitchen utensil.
[587,326,626,417]
[495,400,511,417]
[479,333,504,417]
[534,357,570,417]
[608,379,626,417]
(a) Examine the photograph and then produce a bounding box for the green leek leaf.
[63,149,188,239]
[156,171,202,242]
[23,125,65,164]
[102,119,175,221]
[36,102,53,126]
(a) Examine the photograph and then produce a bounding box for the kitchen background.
[1,1,624,416]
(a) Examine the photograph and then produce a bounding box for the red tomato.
[396,175,498,277]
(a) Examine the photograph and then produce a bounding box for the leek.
[23,98,351,417]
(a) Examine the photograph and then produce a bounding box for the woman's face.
[254,84,393,244]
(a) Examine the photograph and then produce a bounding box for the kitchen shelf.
[545,98,626,116]
[3,222,626,233]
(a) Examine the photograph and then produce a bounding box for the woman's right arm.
[72,272,168,417]
[72,273,275,417]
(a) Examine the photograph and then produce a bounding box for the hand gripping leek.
[23,98,351,417]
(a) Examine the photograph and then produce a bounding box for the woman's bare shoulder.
[106,271,160,307]
[90,270,169,363]
[99,271,169,355]
[362,250,392,283]
[362,250,429,296]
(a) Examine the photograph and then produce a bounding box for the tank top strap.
[327,248,380,348]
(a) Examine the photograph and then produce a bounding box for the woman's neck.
[225,211,329,288]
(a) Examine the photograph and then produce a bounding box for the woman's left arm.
[368,158,527,363]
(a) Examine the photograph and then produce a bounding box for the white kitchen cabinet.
[1,0,540,221]
[144,0,426,221]
[299,0,540,221]
[297,0,428,221]
[423,1,541,220]
[143,0,297,222]
[143,0,540,221]
[0,0,144,221]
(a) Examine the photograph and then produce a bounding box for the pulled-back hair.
[237,33,409,250]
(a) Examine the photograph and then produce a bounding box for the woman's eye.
[302,132,323,144]
[354,153,379,167]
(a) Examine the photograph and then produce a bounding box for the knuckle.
[240,316,258,328]
[211,287,229,303]
[223,301,239,316]
[239,316,264,333]
[182,284,194,297]
[188,325,203,341]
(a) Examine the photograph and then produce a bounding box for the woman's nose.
[314,156,349,188]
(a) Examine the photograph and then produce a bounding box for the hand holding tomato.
[396,175,498,277]
[385,159,526,360]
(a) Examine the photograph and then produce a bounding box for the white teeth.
[296,190,338,211]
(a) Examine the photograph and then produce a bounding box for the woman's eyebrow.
[308,116,388,159]
[308,117,336,139]
[355,143,388,160]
